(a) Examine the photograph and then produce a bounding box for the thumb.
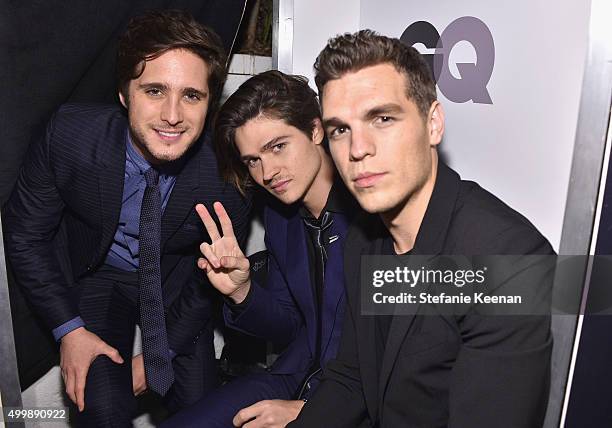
[220,255,250,272]
[100,343,124,364]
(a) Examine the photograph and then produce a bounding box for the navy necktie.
[139,167,174,396]
[302,211,334,366]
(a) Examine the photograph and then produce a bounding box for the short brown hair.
[117,10,226,111]
[314,29,436,118]
[215,70,321,195]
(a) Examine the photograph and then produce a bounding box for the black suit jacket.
[3,103,251,355]
[290,161,554,428]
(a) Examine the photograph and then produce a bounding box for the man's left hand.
[132,354,148,396]
[233,399,305,427]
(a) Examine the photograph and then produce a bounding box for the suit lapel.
[286,213,317,356]
[345,214,384,423]
[320,212,349,361]
[376,162,461,406]
[161,146,200,247]
[96,124,127,264]
[378,287,418,402]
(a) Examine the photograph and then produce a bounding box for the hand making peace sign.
[196,202,251,304]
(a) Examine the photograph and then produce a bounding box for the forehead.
[133,48,209,89]
[234,116,296,151]
[321,63,410,118]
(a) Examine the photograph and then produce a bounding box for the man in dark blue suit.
[162,71,357,428]
[3,11,250,427]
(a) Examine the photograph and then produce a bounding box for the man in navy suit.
[162,71,357,428]
[3,10,250,427]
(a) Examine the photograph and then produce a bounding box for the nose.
[349,126,375,161]
[160,95,183,126]
[261,158,281,183]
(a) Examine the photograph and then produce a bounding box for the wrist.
[229,280,251,304]
[61,326,86,342]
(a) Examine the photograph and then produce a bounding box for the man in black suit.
[289,30,554,427]
[3,10,250,427]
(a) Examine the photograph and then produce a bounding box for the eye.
[271,143,286,153]
[145,88,163,97]
[246,158,260,169]
[375,116,394,125]
[329,126,349,139]
[184,92,202,102]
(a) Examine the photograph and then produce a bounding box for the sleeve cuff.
[223,286,253,314]
[52,316,85,341]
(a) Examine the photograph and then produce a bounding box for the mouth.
[270,179,291,193]
[352,172,387,189]
[154,128,186,141]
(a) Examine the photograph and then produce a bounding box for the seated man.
[162,71,357,427]
[3,10,250,427]
[289,30,554,427]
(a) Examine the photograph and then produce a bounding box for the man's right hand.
[60,327,124,412]
[196,202,251,304]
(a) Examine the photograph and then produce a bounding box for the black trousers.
[72,266,216,427]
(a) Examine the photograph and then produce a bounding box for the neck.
[380,152,438,254]
[302,149,335,219]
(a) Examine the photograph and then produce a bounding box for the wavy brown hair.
[117,10,226,113]
[214,70,321,195]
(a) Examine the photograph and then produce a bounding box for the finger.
[197,257,211,272]
[101,344,124,365]
[242,419,264,428]
[200,242,221,269]
[220,255,250,272]
[75,366,88,412]
[196,203,221,241]
[233,402,262,426]
[64,369,77,405]
[213,202,236,239]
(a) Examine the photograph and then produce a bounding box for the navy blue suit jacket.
[4,103,251,355]
[223,203,350,376]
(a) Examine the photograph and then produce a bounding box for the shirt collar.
[126,133,151,175]
[299,174,355,221]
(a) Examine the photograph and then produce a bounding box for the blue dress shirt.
[52,134,177,341]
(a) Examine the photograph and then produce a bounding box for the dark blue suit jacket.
[223,203,350,377]
[4,103,251,356]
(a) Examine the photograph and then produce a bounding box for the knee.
[75,356,134,426]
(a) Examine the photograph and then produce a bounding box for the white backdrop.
[290,0,592,251]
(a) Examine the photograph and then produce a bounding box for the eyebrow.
[363,103,404,120]
[138,82,168,91]
[183,87,208,98]
[322,117,347,130]
[240,135,289,162]
[138,82,208,98]
[322,103,405,129]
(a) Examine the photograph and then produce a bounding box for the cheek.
[248,168,264,186]
[187,106,208,128]
[330,144,348,171]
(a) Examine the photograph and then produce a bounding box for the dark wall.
[565,140,612,427]
[0,0,247,389]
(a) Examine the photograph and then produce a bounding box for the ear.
[311,118,325,145]
[118,91,128,109]
[427,101,445,147]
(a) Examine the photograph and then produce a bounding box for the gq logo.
[400,17,494,104]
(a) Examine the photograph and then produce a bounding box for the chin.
[354,193,397,214]
[275,193,300,205]
[149,144,192,163]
